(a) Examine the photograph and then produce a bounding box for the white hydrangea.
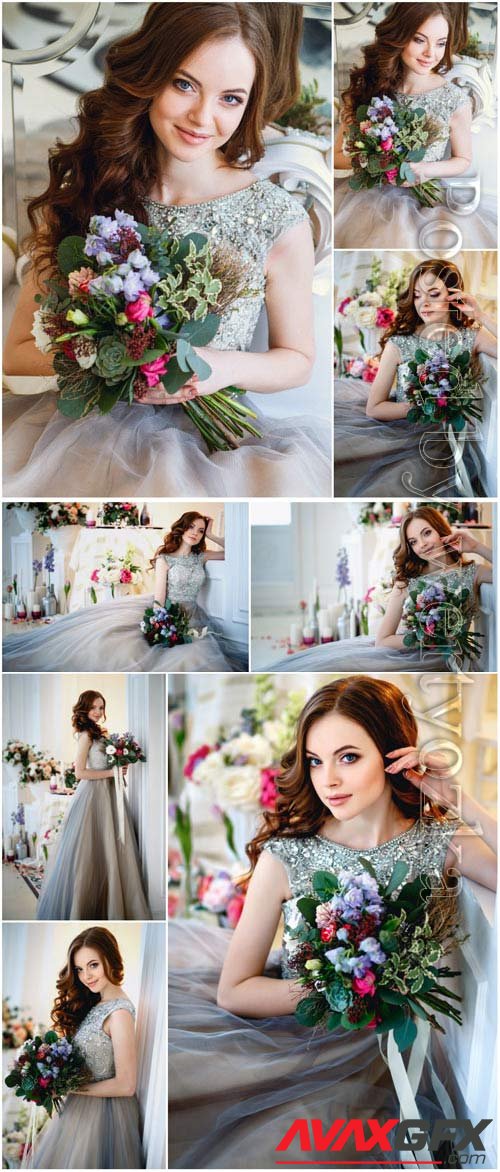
[31,310,52,354]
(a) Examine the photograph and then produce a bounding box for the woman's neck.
[319,791,415,850]
[152,142,237,205]
[99,982,123,1003]
[400,67,444,96]
[178,540,193,557]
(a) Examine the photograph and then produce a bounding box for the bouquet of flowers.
[344,355,380,382]
[89,544,143,601]
[101,502,139,526]
[33,209,260,452]
[287,861,463,1054]
[3,999,36,1050]
[103,733,146,765]
[140,601,199,648]
[195,870,247,928]
[31,503,88,532]
[3,740,42,770]
[338,257,412,339]
[18,757,61,786]
[403,344,483,432]
[5,1031,91,1116]
[62,764,79,790]
[402,576,483,662]
[346,94,443,207]
[358,502,393,527]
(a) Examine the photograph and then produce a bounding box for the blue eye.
[174,78,193,92]
[340,753,359,765]
[222,94,243,106]
[307,756,321,769]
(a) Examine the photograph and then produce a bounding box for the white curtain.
[136,923,166,1169]
[126,674,166,919]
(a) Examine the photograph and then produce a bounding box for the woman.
[334,258,497,496]
[263,506,493,672]
[334,3,497,249]
[36,691,151,920]
[3,3,330,498]
[169,676,496,1167]
[3,512,246,672]
[33,927,143,1169]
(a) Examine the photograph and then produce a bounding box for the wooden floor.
[2,864,37,920]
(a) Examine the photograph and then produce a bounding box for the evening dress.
[3,180,330,497]
[169,815,463,1168]
[33,998,144,1169]
[36,734,151,920]
[334,81,496,249]
[3,553,246,672]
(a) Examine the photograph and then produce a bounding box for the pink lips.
[327,794,351,806]
[175,126,212,144]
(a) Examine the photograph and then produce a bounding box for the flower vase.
[226,807,260,863]
[180,862,195,917]
[358,326,382,358]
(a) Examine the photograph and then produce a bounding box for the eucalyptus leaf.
[57,235,87,276]
[295,996,325,1027]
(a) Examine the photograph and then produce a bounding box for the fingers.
[386,747,418,758]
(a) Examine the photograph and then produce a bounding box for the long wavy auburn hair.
[51,927,124,1036]
[341,2,457,123]
[247,676,446,872]
[25,2,281,282]
[253,3,303,123]
[151,511,208,567]
[381,259,475,349]
[72,690,106,742]
[392,505,467,585]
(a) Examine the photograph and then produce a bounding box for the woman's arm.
[386,747,497,891]
[442,532,493,586]
[333,117,353,170]
[203,518,225,562]
[365,342,410,420]
[374,581,408,649]
[3,270,56,377]
[72,1009,137,1097]
[74,732,114,781]
[217,850,303,1017]
[153,558,168,608]
[134,220,315,403]
[447,291,497,358]
[406,102,472,183]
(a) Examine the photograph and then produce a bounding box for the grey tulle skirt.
[36,778,151,920]
[264,634,459,673]
[169,920,458,1169]
[2,593,246,673]
[33,1091,144,1169]
[334,178,497,250]
[2,391,331,498]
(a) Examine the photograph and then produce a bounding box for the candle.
[290,623,302,648]
[86,509,96,527]
[302,625,315,646]
[31,604,41,620]
[318,609,329,627]
[3,603,13,619]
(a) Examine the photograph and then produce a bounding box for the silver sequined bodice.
[73,998,135,1081]
[83,736,108,770]
[394,81,471,162]
[393,328,478,402]
[406,563,477,629]
[265,817,461,977]
[144,179,309,350]
[163,553,206,604]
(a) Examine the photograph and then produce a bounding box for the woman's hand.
[133,377,200,405]
[447,289,483,321]
[204,516,213,536]
[385,746,459,810]
[402,162,429,187]
[442,528,479,555]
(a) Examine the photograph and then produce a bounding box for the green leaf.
[393,1016,418,1053]
[356,104,369,120]
[379,988,406,1005]
[5,1071,21,1087]
[356,856,378,880]
[221,811,239,859]
[296,896,320,927]
[406,408,421,424]
[312,870,339,900]
[90,586,97,605]
[56,235,87,276]
[383,859,409,897]
[452,415,466,432]
[175,232,209,262]
[176,337,191,374]
[161,357,193,396]
[178,314,220,346]
[98,384,125,414]
[407,148,426,162]
[414,348,428,363]
[326,1011,341,1030]
[57,392,100,419]
[379,930,398,953]
[295,996,325,1027]
[44,1030,58,1043]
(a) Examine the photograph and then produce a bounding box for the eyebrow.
[415,283,440,292]
[306,744,360,757]
[176,68,249,95]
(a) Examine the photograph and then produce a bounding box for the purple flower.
[324,946,348,971]
[359,937,387,964]
[114,209,138,229]
[154,309,172,329]
[44,545,55,573]
[122,271,145,302]
[89,274,124,296]
[33,559,43,574]
[336,546,351,590]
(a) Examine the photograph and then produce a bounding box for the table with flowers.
[69,527,162,609]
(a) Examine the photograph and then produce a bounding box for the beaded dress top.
[394,81,471,162]
[265,817,461,977]
[392,327,479,402]
[81,736,108,770]
[407,562,476,599]
[162,553,206,604]
[73,999,135,1081]
[144,179,309,350]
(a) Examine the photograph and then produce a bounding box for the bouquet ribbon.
[113,764,126,845]
[380,1019,455,1169]
[21,1103,38,1169]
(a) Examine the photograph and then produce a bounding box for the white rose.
[225,732,272,766]
[31,310,52,354]
[355,306,378,328]
[343,299,358,318]
[105,745,116,756]
[359,291,382,306]
[214,764,261,809]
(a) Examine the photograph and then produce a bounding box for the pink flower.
[38,1076,51,1088]
[362,367,377,383]
[363,586,375,604]
[338,296,353,316]
[68,267,95,297]
[90,569,99,582]
[226,894,245,928]
[365,1016,378,1029]
[436,394,448,407]
[120,568,132,583]
[260,766,280,810]
[196,874,213,902]
[375,307,395,329]
[168,892,180,918]
[140,355,169,387]
[424,620,436,635]
[353,970,377,997]
[346,357,365,378]
[183,744,212,779]
[381,136,393,152]
[125,293,153,323]
[321,926,335,943]
[385,168,398,184]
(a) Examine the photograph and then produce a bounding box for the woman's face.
[182,518,206,546]
[87,696,105,723]
[306,712,388,822]
[401,14,449,75]
[149,36,256,160]
[413,271,451,325]
[405,516,445,561]
[73,947,108,994]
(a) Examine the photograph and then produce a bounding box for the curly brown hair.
[247,676,445,872]
[51,927,124,1036]
[254,3,303,123]
[150,511,208,567]
[341,3,456,123]
[392,506,467,585]
[72,691,106,742]
[381,260,475,350]
[25,2,278,282]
